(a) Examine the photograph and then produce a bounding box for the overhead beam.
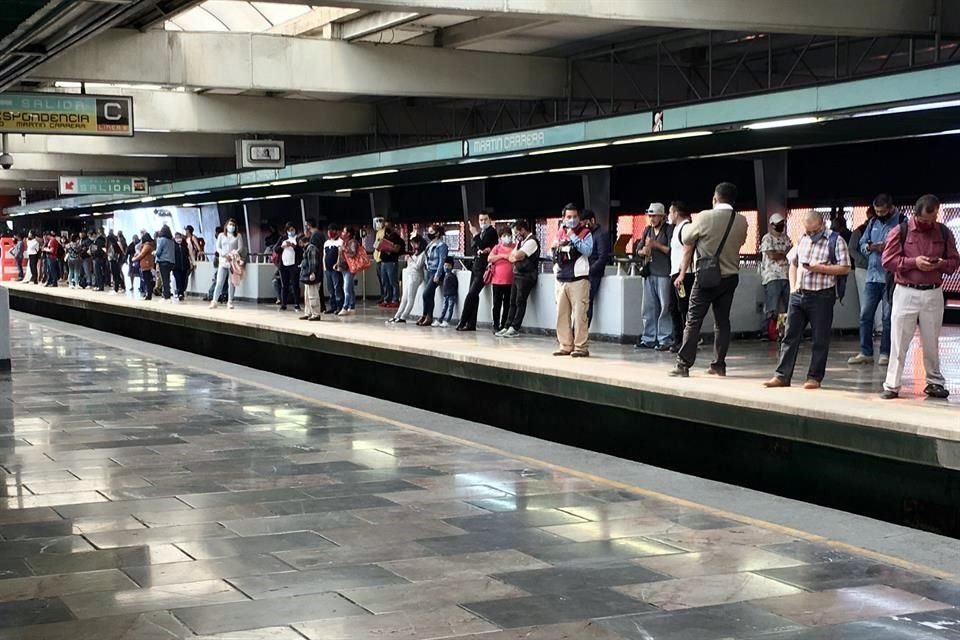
[305,0,947,37]
[30,29,567,100]
[269,7,360,36]
[4,132,236,158]
[429,16,556,48]
[0,153,174,174]
[336,11,425,41]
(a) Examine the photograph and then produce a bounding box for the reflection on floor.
[0,316,958,639]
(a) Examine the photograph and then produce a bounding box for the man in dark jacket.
[457,212,498,331]
[583,210,610,327]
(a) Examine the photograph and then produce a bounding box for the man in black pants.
[669,182,748,378]
[583,210,610,327]
[668,201,694,352]
[457,212,498,331]
[497,220,540,339]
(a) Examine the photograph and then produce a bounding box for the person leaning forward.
[669,182,748,378]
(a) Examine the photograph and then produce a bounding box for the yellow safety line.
[24,314,956,580]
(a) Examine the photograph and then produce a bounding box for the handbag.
[345,247,371,274]
[695,210,737,289]
[635,228,652,277]
[483,263,495,285]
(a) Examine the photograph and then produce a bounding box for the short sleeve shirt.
[759,233,792,284]
[683,206,748,277]
[788,232,850,291]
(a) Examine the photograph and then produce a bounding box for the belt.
[899,282,941,290]
[797,288,833,295]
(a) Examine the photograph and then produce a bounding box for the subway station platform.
[1,310,960,639]
[4,282,960,537]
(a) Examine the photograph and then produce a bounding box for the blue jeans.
[325,270,344,312]
[440,295,456,323]
[381,262,399,303]
[421,278,440,318]
[859,281,891,356]
[343,271,356,310]
[641,275,674,346]
[45,255,60,285]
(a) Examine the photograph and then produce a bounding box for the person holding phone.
[879,194,959,399]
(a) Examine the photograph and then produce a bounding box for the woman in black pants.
[456,213,498,331]
[487,229,515,332]
[173,232,191,301]
[277,223,303,312]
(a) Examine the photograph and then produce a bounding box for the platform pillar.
[0,287,10,371]
[460,181,486,256]
[754,150,788,228]
[581,169,611,232]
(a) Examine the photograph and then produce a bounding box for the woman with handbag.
[210,218,244,310]
[338,226,367,316]
[388,234,425,324]
[487,228,515,333]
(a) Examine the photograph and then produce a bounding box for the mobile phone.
[929,257,942,264]
[802,263,811,269]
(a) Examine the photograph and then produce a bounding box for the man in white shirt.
[668,201,694,353]
[758,213,792,340]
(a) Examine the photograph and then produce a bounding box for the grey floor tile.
[0,597,75,629]
[221,511,366,536]
[176,531,334,559]
[339,576,528,614]
[273,541,434,571]
[598,602,805,639]
[177,488,311,509]
[230,564,408,599]
[26,544,194,574]
[462,588,656,628]
[0,568,138,601]
[379,549,550,582]
[85,522,237,549]
[55,497,192,519]
[0,611,192,640]
[173,592,368,634]
[526,537,686,566]
[0,535,94,558]
[492,564,670,595]
[762,541,861,564]
[443,508,589,532]
[123,555,294,588]
[0,519,74,540]
[415,528,565,555]
[897,579,960,608]
[61,578,248,619]
[294,605,497,640]
[757,560,930,591]
[0,558,33,580]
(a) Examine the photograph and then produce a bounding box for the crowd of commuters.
[8,183,957,400]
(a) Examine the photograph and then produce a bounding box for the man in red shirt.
[880,194,960,399]
[42,231,61,287]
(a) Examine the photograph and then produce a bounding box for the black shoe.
[880,389,899,400]
[299,315,310,320]
[707,365,726,377]
[279,306,287,311]
[635,342,656,350]
[295,306,302,312]
[308,315,322,322]
[924,383,950,399]
[654,344,672,352]
[668,364,689,377]
[669,345,680,354]
[571,350,590,358]
[394,318,406,324]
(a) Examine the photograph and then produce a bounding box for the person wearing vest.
[849,193,900,366]
[880,194,959,400]
[497,220,540,338]
[583,209,610,328]
[457,212,499,332]
[764,211,850,390]
[552,204,594,357]
[670,182,749,378]
[636,202,674,351]
[668,201,695,352]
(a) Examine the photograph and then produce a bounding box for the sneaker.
[877,355,889,366]
[668,364,689,377]
[337,309,348,317]
[432,321,441,327]
[295,306,302,313]
[571,350,590,358]
[553,350,572,356]
[654,344,672,352]
[634,342,656,350]
[503,327,519,338]
[847,353,874,365]
[208,302,217,309]
[394,318,406,324]
[227,303,234,310]
[924,383,950,399]
[439,321,450,328]
[880,389,899,400]
[308,315,322,322]
[495,328,508,337]
[385,318,396,324]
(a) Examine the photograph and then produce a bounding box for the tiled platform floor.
[0,315,958,639]
[5,281,959,446]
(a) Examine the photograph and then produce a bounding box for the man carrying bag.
[669,182,748,378]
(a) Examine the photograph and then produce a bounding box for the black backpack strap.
[714,211,736,256]
[940,222,950,258]
[898,221,908,250]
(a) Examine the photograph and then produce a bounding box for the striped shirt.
[788,231,850,292]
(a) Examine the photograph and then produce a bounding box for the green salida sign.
[58,176,148,196]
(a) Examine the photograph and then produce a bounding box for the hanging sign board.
[59,176,148,196]
[0,93,134,136]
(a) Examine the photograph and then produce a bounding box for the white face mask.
[227,225,236,234]
[500,236,513,245]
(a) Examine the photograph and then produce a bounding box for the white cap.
[770,213,785,224]
[646,202,666,215]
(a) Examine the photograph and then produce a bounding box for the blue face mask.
[563,219,578,229]
[808,229,826,243]
[444,266,452,272]
[480,223,490,231]
[287,231,296,238]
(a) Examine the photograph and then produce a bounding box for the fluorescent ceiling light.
[697,145,790,159]
[198,201,218,206]
[335,188,352,193]
[882,98,960,115]
[78,213,91,218]
[241,197,260,202]
[528,143,609,156]
[136,128,172,133]
[440,176,487,183]
[240,182,270,189]
[264,194,291,199]
[160,193,183,199]
[125,153,169,158]
[491,170,548,179]
[744,116,820,130]
[613,130,713,145]
[356,185,394,191]
[183,190,210,196]
[54,81,82,89]
[351,169,398,178]
[547,164,613,173]
[51,207,63,211]
[218,199,239,204]
[92,212,104,217]
[270,179,307,187]
[36,209,50,213]
[90,201,113,208]
[915,128,960,138]
[140,197,156,203]
[459,153,526,164]
[180,203,196,207]
[322,175,347,180]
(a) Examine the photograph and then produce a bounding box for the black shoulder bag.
[695,211,736,289]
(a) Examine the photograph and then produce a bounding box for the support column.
[368,189,392,222]
[581,170,611,230]
[753,150,788,226]
[460,181,486,256]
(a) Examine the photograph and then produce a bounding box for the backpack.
[826,231,847,304]
[11,241,22,259]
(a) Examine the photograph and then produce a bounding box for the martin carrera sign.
[0,93,134,137]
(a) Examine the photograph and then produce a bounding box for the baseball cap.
[770,213,785,224]
[646,203,666,215]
